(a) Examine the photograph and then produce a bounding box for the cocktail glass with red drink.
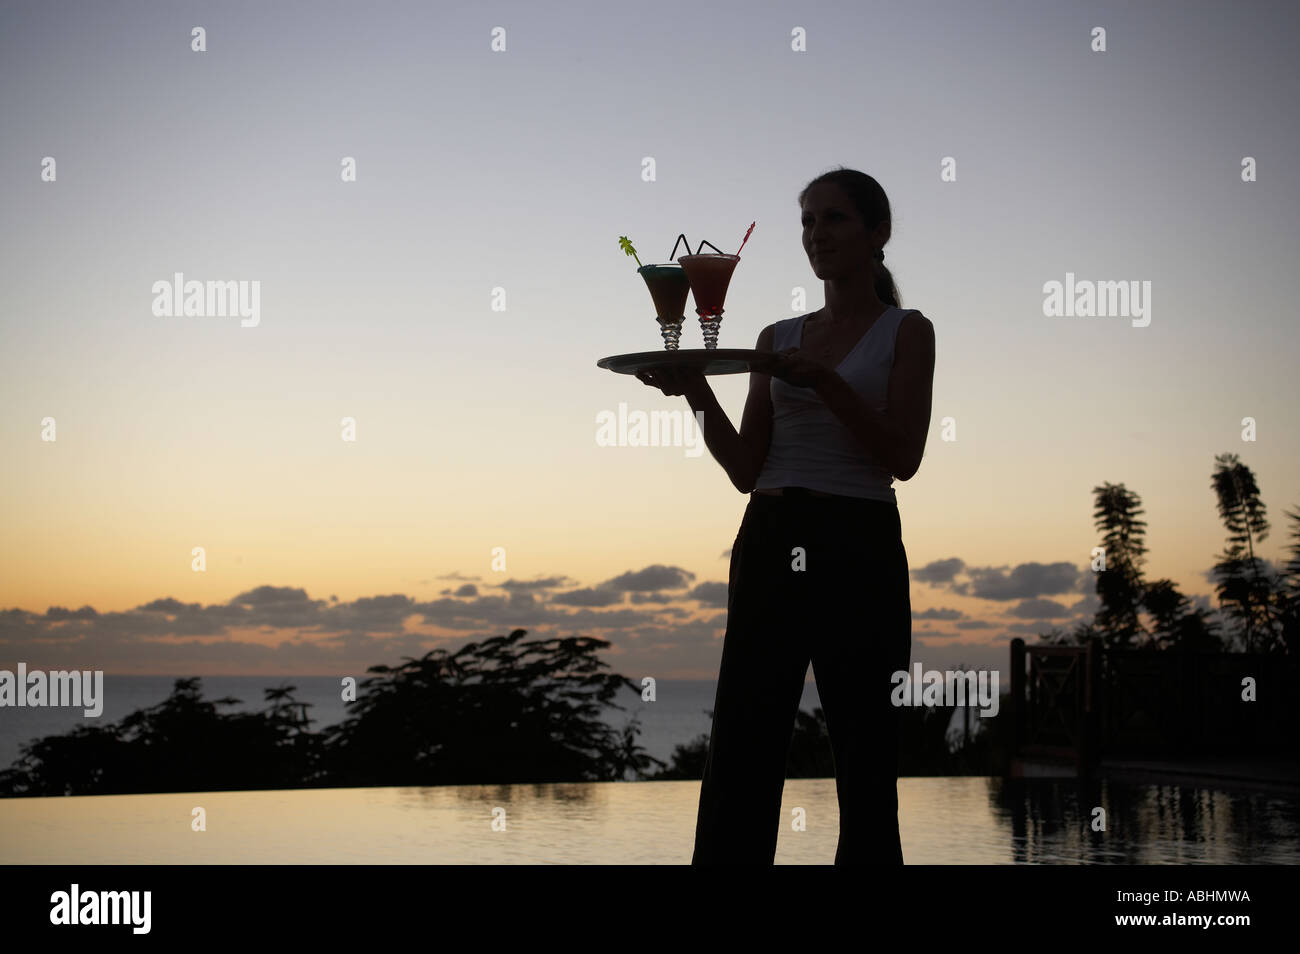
[678,241,740,351]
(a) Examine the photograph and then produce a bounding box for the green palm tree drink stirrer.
[621,234,693,350]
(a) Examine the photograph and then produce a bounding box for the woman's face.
[801,182,883,280]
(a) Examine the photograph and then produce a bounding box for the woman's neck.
[822,269,884,323]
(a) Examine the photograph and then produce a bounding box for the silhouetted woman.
[637,168,935,864]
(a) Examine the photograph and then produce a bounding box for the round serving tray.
[597,349,780,375]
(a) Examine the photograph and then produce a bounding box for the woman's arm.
[812,312,935,480]
[681,324,776,493]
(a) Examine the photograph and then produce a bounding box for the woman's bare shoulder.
[897,310,935,361]
[756,315,807,351]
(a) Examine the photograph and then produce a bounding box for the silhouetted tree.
[650,698,1009,780]
[1279,506,1300,654]
[0,630,658,797]
[1141,579,1223,651]
[1211,453,1285,653]
[317,628,653,786]
[615,714,667,779]
[651,706,838,780]
[1089,482,1150,648]
[1037,621,1101,647]
[0,677,317,797]
[1037,462,1300,655]
[653,729,711,780]
[784,707,835,777]
[264,682,313,730]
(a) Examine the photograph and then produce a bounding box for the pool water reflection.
[2,776,1297,864]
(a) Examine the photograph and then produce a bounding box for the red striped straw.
[736,221,755,256]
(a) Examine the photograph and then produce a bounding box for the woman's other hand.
[768,348,832,389]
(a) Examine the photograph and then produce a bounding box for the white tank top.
[754,306,916,503]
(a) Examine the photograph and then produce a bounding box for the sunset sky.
[2,0,1297,679]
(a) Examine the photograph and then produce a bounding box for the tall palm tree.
[1276,506,1300,654]
[1210,454,1281,652]
[1089,482,1149,648]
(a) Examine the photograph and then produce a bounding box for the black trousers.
[692,488,912,864]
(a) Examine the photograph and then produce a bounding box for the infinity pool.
[2,777,1297,864]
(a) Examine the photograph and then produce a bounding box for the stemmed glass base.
[698,312,722,349]
[656,318,683,350]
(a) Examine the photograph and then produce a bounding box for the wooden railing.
[1009,639,1098,772]
[1009,637,1297,773]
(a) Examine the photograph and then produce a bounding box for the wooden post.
[1082,636,1101,774]
[1010,638,1025,757]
